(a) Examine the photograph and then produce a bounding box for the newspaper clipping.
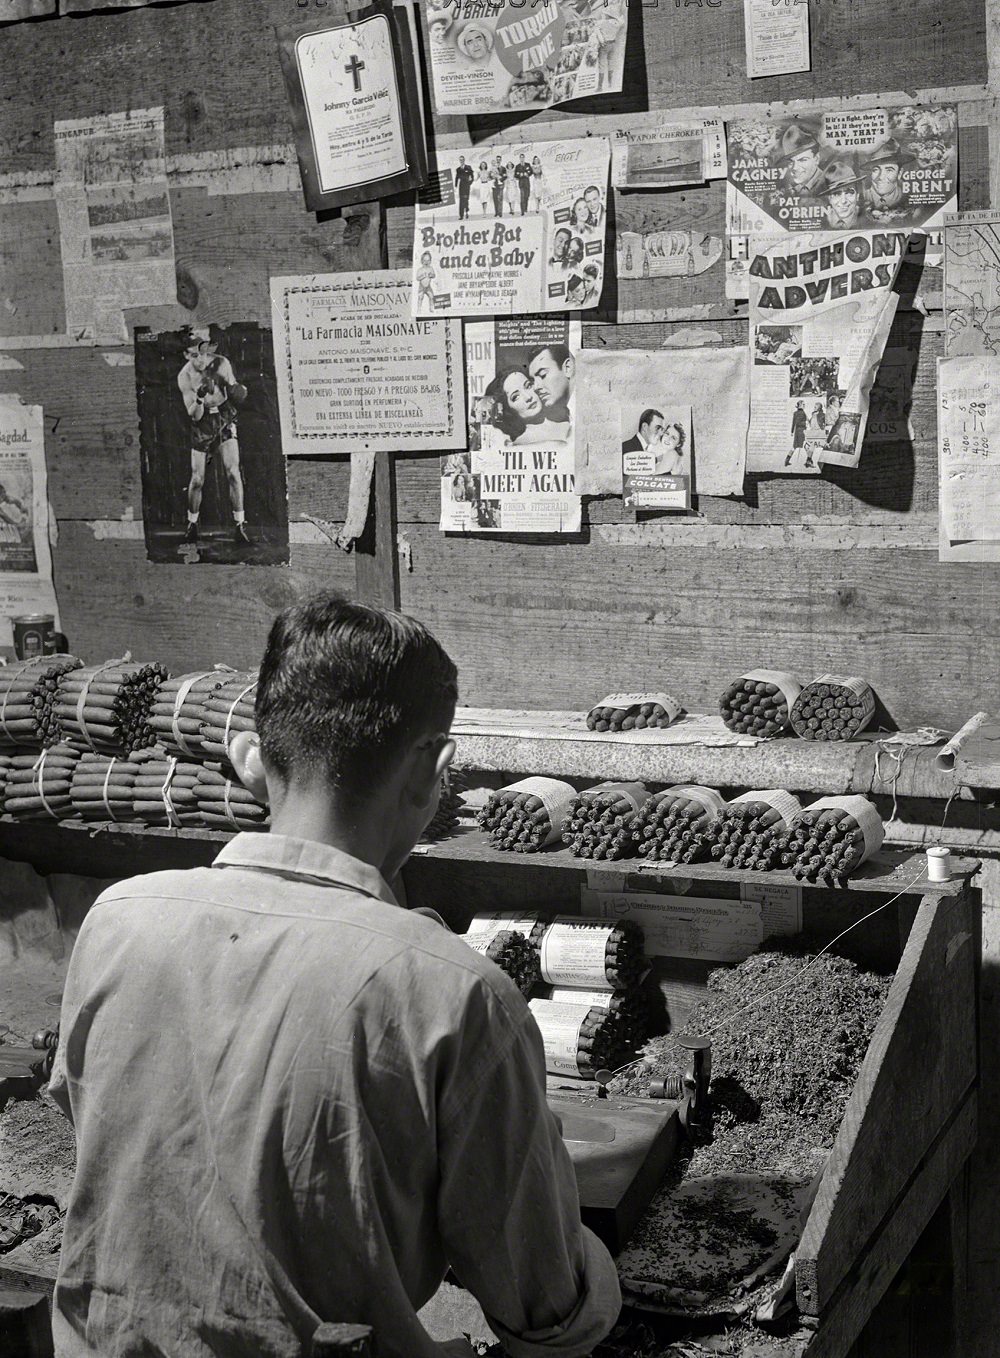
[53,107,177,343]
[747,231,904,475]
[441,316,581,534]
[938,355,1000,559]
[270,270,465,454]
[726,104,957,298]
[622,404,692,513]
[426,0,627,116]
[944,210,1000,357]
[576,348,749,499]
[412,136,610,317]
[0,397,59,646]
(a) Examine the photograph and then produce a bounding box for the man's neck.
[268,793,394,878]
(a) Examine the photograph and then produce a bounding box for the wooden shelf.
[450,708,963,800]
[410,828,978,899]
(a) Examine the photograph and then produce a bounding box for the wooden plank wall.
[0,0,994,730]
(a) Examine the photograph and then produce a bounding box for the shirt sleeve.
[436,990,620,1358]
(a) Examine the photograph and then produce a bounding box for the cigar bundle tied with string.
[539,917,646,989]
[534,985,649,1047]
[789,674,876,742]
[461,928,540,995]
[195,763,270,832]
[0,654,83,750]
[69,752,140,823]
[421,768,472,843]
[703,790,803,872]
[199,674,258,766]
[631,785,727,864]
[55,658,168,755]
[779,795,885,883]
[130,748,203,827]
[528,998,630,1078]
[586,692,683,733]
[719,670,801,736]
[563,781,648,860]
[150,669,237,760]
[3,744,80,819]
[476,777,576,853]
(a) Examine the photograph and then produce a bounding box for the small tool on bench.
[646,1032,712,1131]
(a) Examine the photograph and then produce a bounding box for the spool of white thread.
[926,846,952,882]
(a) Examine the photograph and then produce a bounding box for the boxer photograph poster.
[135,323,289,565]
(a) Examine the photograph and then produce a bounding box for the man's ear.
[408,734,456,808]
[229,730,269,802]
[565,355,576,380]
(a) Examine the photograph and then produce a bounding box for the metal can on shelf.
[12,613,63,660]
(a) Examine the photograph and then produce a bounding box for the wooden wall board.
[54,525,355,670]
[0,200,65,339]
[395,535,1000,729]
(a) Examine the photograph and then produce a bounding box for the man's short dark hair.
[638,408,663,432]
[256,594,458,797]
[527,343,572,369]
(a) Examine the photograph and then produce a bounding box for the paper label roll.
[935,711,988,772]
[501,776,576,845]
[581,781,647,814]
[668,785,727,818]
[540,920,617,985]
[541,986,616,1005]
[463,912,540,948]
[528,999,587,1076]
[730,789,803,827]
[797,795,884,861]
[740,669,802,709]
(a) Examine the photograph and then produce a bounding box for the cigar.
[630,787,720,864]
[790,678,874,741]
[586,700,680,733]
[0,655,83,749]
[462,930,540,995]
[777,801,879,882]
[720,675,794,736]
[529,999,632,1077]
[563,782,646,862]
[476,782,574,853]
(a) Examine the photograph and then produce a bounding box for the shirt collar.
[213,833,398,907]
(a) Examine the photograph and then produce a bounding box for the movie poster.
[0,397,59,646]
[441,316,581,534]
[426,0,627,116]
[747,231,903,474]
[135,323,289,565]
[622,405,693,513]
[412,136,610,317]
[726,104,957,297]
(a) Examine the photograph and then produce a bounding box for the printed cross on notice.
[345,53,365,91]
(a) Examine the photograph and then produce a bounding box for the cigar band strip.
[595,692,683,723]
[161,756,181,829]
[223,680,258,753]
[170,671,216,756]
[102,756,119,823]
[542,986,616,1005]
[730,789,803,825]
[581,780,647,813]
[528,1000,588,1076]
[501,776,577,843]
[740,669,803,708]
[74,654,130,751]
[540,920,617,986]
[668,784,727,817]
[798,794,885,859]
[31,748,59,819]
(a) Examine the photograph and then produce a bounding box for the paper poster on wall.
[53,107,177,344]
[0,397,59,648]
[270,271,465,455]
[866,345,916,443]
[612,120,726,190]
[60,0,213,9]
[275,0,427,214]
[743,0,810,79]
[726,104,957,298]
[576,348,748,499]
[943,211,1000,357]
[412,136,610,318]
[441,316,581,534]
[135,324,289,566]
[425,0,627,116]
[937,355,1000,559]
[747,232,902,475]
[622,404,692,513]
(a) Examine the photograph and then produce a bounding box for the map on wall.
[944,211,1000,356]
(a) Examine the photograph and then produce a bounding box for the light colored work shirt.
[49,833,620,1358]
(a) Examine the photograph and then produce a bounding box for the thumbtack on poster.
[743,0,810,78]
[275,0,427,214]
